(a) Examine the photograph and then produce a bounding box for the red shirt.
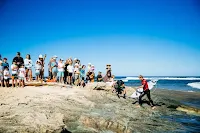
[142,79,149,91]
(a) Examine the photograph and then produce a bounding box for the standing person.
[74,63,80,86]
[67,60,74,85]
[50,56,58,81]
[2,58,9,69]
[58,59,65,83]
[0,61,4,87]
[37,54,46,80]
[137,75,155,109]
[11,61,19,87]
[35,61,42,82]
[0,54,2,61]
[97,72,103,82]
[3,67,10,88]
[24,54,33,81]
[48,58,53,80]
[80,65,86,81]
[13,52,24,67]
[64,59,69,84]
[18,64,26,87]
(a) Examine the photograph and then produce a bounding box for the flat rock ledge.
[0,82,199,133]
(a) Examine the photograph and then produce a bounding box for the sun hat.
[53,55,58,58]
[39,54,43,58]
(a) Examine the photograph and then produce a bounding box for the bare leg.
[12,78,14,88]
[29,69,32,81]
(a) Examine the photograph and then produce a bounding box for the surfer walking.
[137,75,155,109]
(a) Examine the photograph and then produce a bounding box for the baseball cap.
[39,54,43,58]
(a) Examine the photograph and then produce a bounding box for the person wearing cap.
[137,75,155,109]
[24,54,33,81]
[12,52,24,67]
[2,58,9,69]
[58,59,65,83]
[97,72,103,82]
[0,60,3,87]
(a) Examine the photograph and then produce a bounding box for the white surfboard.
[130,80,157,99]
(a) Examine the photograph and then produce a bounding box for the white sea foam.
[124,77,200,81]
[122,79,129,82]
[187,82,200,89]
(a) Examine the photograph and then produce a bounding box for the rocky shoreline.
[0,82,199,133]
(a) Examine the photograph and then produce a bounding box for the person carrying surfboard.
[137,75,155,109]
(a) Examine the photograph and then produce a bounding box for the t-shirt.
[13,57,24,66]
[58,62,64,72]
[35,64,42,73]
[2,62,9,69]
[80,69,85,77]
[97,74,102,81]
[0,66,4,76]
[51,61,57,73]
[24,59,33,69]
[4,70,10,79]
[67,65,73,73]
[142,79,149,91]
[11,64,18,75]
[18,68,26,78]
[74,67,79,74]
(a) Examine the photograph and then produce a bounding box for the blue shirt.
[80,69,85,77]
[2,62,9,69]
[51,61,58,73]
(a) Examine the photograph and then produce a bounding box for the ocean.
[115,76,200,132]
[115,76,200,92]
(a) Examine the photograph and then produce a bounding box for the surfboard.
[130,80,157,99]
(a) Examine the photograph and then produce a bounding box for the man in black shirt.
[97,71,103,82]
[13,52,24,67]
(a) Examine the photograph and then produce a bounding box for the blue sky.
[0,0,200,76]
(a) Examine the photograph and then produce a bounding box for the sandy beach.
[0,83,199,133]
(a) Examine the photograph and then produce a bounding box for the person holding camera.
[24,54,33,81]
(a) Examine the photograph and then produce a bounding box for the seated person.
[96,71,103,82]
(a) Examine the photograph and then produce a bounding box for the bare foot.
[136,105,141,108]
[151,106,156,110]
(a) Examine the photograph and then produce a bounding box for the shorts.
[4,78,9,82]
[35,72,40,76]
[19,77,25,80]
[68,73,73,76]
[52,71,57,77]
[58,71,64,78]
[12,74,18,80]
